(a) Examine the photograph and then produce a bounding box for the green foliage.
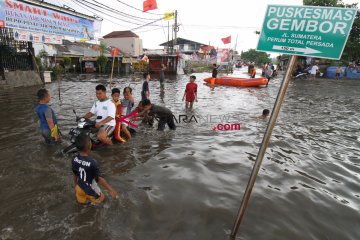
[99,42,107,55]
[241,49,271,66]
[35,56,43,71]
[63,57,71,67]
[38,49,48,58]
[342,6,360,61]
[303,0,360,61]
[303,0,338,6]
[37,50,49,69]
[97,55,108,73]
[51,65,64,80]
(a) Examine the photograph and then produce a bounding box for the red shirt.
[185,82,197,102]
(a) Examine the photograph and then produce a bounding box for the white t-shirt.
[310,65,319,74]
[90,99,116,126]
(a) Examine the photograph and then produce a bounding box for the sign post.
[230,4,357,239]
[257,5,357,59]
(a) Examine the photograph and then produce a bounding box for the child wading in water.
[72,133,118,204]
[111,88,127,142]
[35,88,60,144]
[182,75,198,109]
[259,109,270,119]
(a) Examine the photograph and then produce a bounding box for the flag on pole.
[143,0,157,12]
[111,48,119,57]
[221,36,231,44]
[163,11,175,20]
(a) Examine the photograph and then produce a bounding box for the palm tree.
[99,42,107,56]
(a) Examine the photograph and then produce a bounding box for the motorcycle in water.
[271,69,278,77]
[62,110,104,154]
[293,66,312,80]
[293,71,309,80]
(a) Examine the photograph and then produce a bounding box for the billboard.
[13,29,63,44]
[0,0,97,40]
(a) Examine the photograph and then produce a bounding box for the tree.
[63,57,71,73]
[342,4,360,62]
[99,42,107,55]
[37,49,49,69]
[35,56,43,71]
[97,55,108,73]
[303,0,360,62]
[303,0,338,6]
[241,49,271,66]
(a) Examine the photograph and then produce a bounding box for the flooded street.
[0,70,359,240]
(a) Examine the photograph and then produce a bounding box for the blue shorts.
[39,128,55,144]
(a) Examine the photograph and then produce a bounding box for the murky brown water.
[0,69,359,240]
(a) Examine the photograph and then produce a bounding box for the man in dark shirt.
[141,72,150,101]
[212,64,218,78]
[141,99,176,131]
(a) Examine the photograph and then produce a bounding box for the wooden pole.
[110,55,115,87]
[230,55,298,239]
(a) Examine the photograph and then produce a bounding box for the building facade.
[102,31,143,56]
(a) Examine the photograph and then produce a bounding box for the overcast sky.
[47,0,359,53]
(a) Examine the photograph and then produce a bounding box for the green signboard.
[257,5,357,59]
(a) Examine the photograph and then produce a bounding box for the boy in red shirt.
[182,75,198,109]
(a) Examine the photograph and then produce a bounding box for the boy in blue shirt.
[35,88,60,144]
[72,134,118,204]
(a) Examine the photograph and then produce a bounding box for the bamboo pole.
[230,55,298,239]
[109,55,115,87]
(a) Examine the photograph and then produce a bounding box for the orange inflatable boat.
[204,76,268,87]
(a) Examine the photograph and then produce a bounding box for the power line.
[73,0,153,26]
[130,18,164,31]
[88,0,160,21]
[134,27,165,33]
[178,13,190,38]
[69,0,132,29]
[115,0,163,15]
[183,25,259,29]
[160,19,168,43]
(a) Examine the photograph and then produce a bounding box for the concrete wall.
[3,70,42,88]
[102,37,143,56]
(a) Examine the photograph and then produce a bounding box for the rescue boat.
[203,76,268,87]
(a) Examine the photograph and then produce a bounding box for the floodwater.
[0,69,359,240]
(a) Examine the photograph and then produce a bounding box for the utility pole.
[167,21,169,54]
[173,10,178,54]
